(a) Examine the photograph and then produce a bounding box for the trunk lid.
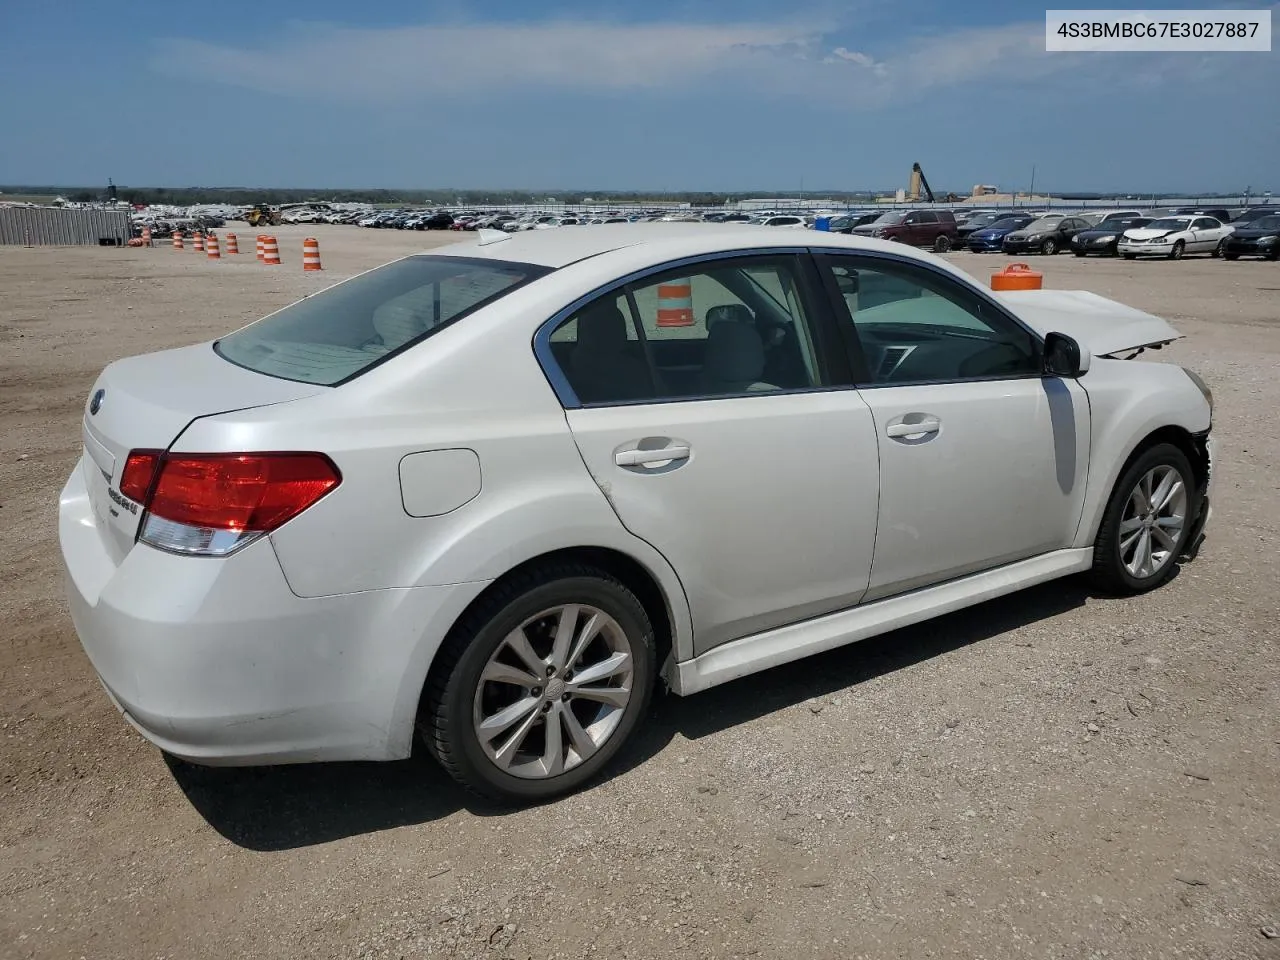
[993,289,1183,358]
[80,342,326,558]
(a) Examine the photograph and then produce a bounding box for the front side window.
[548,256,825,405]
[216,256,548,385]
[819,256,1040,384]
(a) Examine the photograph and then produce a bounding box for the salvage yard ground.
[1,225,1277,960]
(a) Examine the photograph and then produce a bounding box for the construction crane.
[907,163,935,203]
[906,163,962,204]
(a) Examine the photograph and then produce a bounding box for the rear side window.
[216,256,549,385]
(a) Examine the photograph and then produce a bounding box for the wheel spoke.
[561,706,598,762]
[565,612,602,671]
[1127,489,1147,517]
[491,706,542,768]
[549,605,579,670]
[1151,524,1178,552]
[570,684,630,709]
[569,651,630,687]
[502,627,547,677]
[1155,516,1183,530]
[481,660,541,688]
[1119,516,1144,535]
[542,704,565,776]
[1136,530,1153,576]
[1151,472,1181,512]
[478,695,539,741]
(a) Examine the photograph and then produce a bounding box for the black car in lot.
[1071,216,1152,257]
[1002,215,1092,255]
[1223,214,1280,260]
[826,212,881,233]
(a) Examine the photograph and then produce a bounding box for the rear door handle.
[886,417,940,438]
[615,445,691,467]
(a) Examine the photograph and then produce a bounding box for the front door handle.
[886,417,940,438]
[615,445,691,467]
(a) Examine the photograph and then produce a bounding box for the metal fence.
[0,206,132,246]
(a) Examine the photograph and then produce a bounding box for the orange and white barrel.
[256,235,266,261]
[656,279,695,327]
[302,237,322,271]
[172,231,183,250]
[206,233,221,260]
[193,233,205,252]
[225,233,239,255]
[262,236,281,265]
[141,226,152,245]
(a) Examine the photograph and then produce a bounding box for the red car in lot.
[851,209,960,251]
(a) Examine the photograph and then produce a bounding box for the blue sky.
[0,1,1275,193]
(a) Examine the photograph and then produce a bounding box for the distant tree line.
[1,185,1247,207]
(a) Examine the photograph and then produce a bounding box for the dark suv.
[852,209,960,251]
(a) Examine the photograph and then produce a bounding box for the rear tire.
[419,562,656,804]
[1089,443,1198,595]
[1212,239,1226,258]
[1073,251,1086,258]
[1123,253,1137,260]
[933,235,953,253]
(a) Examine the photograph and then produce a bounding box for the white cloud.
[148,16,1195,108]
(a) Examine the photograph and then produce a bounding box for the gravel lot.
[1,225,1277,960]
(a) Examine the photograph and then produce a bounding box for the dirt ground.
[1,224,1277,960]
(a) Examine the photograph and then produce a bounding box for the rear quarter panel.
[1074,358,1211,547]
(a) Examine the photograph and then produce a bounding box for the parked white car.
[60,225,1214,802]
[1118,216,1232,260]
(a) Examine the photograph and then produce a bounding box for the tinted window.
[549,256,825,405]
[820,256,1039,384]
[1252,215,1280,230]
[216,256,547,385]
[917,212,938,224]
[1193,218,1218,229]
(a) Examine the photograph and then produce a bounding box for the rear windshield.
[215,255,549,385]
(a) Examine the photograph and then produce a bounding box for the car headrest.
[704,320,765,384]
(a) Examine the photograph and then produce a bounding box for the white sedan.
[60,225,1214,802]
[1118,215,1232,260]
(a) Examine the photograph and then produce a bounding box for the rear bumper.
[59,458,488,766]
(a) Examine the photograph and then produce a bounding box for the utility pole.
[1028,164,1036,203]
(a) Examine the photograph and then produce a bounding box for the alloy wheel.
[1118,465,1187,579]
[472,604,634,779]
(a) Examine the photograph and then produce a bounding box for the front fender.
[1073,358,1211,548]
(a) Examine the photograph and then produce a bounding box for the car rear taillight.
[119,449,163,502]
[130,452,340,556]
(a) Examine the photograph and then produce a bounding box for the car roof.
[418,222,960,270]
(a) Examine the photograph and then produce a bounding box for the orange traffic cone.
[206,233,221,260]
[141,226,152,246]
[262,236,281,265]
[256,235,265,261]
[172,231,183,250]
[225,233,239,255]
[193,233,205,252]
[302,237,322,271]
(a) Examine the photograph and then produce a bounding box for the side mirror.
[1043,331,1091,378]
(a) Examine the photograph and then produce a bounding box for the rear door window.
[215,256,549,385]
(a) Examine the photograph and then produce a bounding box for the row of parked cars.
[823,205,1279,261]
[265,202,1279,263]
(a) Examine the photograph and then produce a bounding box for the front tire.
[1169,240,1185,260]
[1089,443,1198,595]
[1123,253,1137,260]
[1041,238,1057,255]
[1213,238,1226,258]
[420,563,656,803]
